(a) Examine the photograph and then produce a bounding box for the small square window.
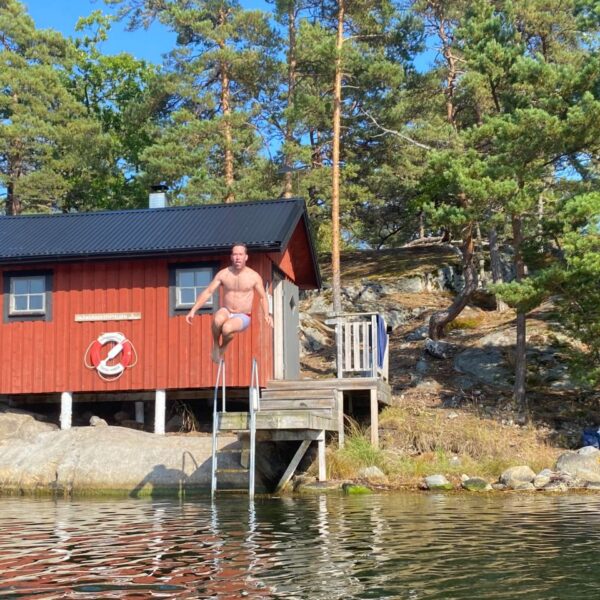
[10,276,46,315]
[175,268,213,309]
[3,271,52,322]
[169,263,218,317]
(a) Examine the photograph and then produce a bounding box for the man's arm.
[185,273,223,324]
[254,275,273,328]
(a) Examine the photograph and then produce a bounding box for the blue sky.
[23,0,176,63]
[23,0,270,63]
[23,1,436,70]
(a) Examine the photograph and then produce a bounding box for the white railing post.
[371,314,378,378]
[336,318,343,379]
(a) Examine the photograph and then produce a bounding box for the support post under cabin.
[336,389,344,448]
[135,401,145,425]
[318,430,326,481]
[60,391,72,430]
[370,387,379,448]
[154,390,166,435]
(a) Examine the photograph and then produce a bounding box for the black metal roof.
[0,198,320,284]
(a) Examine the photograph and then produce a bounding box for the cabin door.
[273,271,300,380]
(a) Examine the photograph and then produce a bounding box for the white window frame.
[175,267,214,310]
[9,275,47,316]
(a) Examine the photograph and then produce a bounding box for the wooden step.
[266,378,379,390]
[261,388,336,400]
[265,377,392,405]
[259,399,335,411]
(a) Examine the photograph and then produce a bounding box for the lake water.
[1,492,600,599]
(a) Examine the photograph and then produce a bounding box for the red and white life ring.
[87,332,134,377]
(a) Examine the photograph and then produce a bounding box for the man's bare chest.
[222,269,254,292]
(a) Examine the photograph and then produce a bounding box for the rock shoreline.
[419,447,600,493]
[0,409,238,497]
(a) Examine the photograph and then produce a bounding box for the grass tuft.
[324,420,388,480]
[444,316,483,333]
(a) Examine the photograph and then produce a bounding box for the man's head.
[230,243,248,271]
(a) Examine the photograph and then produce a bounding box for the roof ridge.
[0,198,302,220]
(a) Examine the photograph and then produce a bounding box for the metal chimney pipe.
[149,184,168,209]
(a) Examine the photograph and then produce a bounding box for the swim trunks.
[223,308,251,331]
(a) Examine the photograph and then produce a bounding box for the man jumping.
[185,243,273,362]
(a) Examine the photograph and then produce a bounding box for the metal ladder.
[211,358,260,499]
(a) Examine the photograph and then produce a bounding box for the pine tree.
[108,0,281,203]
[0,0,109,214]
[70,11,163,210]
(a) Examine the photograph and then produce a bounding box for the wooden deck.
[261,377,392,447]
[215,375,391,491]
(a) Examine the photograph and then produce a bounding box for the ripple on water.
[2,494,600,598]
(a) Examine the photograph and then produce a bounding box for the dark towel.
[377,315,387,369]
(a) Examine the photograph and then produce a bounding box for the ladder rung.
[216,468,249,474]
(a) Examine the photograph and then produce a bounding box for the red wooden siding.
[0,254,274,395]
[269,220,318,289]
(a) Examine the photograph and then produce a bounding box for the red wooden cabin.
[0,197,320,431]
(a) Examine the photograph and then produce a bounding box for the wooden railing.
[326,312,389,381]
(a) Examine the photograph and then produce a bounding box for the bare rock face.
[555,448,600,484]
[0,425,239,496]
[0,406,57,441]
[500,465,536,489]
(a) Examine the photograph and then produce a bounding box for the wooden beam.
[275,440,311,493]
[255,429,325,442]
[336,389,344,448]
[219,410,336,432]
[370,388,379,448]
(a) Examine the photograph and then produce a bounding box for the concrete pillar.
[60,392,72,430]
[135,401,145,425]
[318,432,326,482]
[154,390,166,435]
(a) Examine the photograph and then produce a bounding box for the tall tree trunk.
[512,214,528,412]
[331,0,344,315]
[476,222,486,284]
[438,16,458,128]
[428,223,478,339]
[283,2,297,199]
[221,64,234,203]
[218,15,234,204]
[489,227,509,312]
[5,181,21,216]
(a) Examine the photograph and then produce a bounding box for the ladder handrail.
[212,358,259,499]
[248,358,260,500]
[211,359,226,498]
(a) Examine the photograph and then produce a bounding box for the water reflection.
[1,493,600,598]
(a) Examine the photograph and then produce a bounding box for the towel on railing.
[376,315,387,369]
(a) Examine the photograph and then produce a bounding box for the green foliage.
[491,279,546,313]
[539,193,600,386]
[0,0,111,213]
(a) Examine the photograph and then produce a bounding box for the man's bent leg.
[211,308,230,363]
[218,317,247,359]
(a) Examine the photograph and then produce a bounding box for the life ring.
[88,332,133,377]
